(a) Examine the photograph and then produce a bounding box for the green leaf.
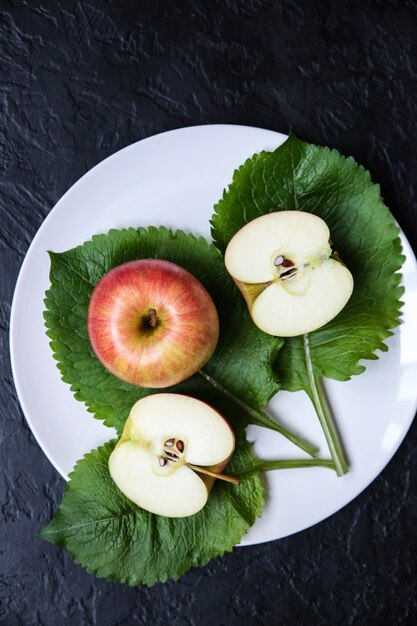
[44,227,283,435]
[211,133,404,383]
[211,133,404,474]
[40,413,264,586]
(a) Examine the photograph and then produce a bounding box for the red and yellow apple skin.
[87,260,219,388]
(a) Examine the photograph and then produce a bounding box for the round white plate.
[10,125,417,546]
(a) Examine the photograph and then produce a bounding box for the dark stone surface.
[1,1,417,624]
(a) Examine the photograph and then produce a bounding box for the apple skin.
[88,260,219,388]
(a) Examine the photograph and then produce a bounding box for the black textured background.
[2,1,417,624]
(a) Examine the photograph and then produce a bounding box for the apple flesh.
[108,394,238,518]
[224,211,354,337]
[88,259,219,388]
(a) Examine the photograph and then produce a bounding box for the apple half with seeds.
[224,211,354,337]
[109,394,239,518]
[88,259,219,388]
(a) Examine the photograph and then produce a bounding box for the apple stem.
[187,463,240,485]
[147,308,157,328]
[233,458,336,477]
[303,334,349,477]
[198,369,319,458]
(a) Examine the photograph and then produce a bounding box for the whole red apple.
[87,259,219,388]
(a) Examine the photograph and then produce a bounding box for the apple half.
[88,259,219,388]
[109,394,238,518]
[224,211,354,337]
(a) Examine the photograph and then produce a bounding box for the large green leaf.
[211,132,404,384]
[211,133,404,474]
[40,409,264,586]
[44,227,283,435]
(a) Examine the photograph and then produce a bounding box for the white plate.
[10,125,417,546]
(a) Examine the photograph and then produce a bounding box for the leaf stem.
[234,458,335,477]
[198,369,319,458]
[303,334,348,476]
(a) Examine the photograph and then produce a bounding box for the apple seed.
[165,438,175,447]
[274,256,297,280]
[165,450,180,460]
[176,440,184,453]
[280,267,298,280]
[159,457,167,467]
